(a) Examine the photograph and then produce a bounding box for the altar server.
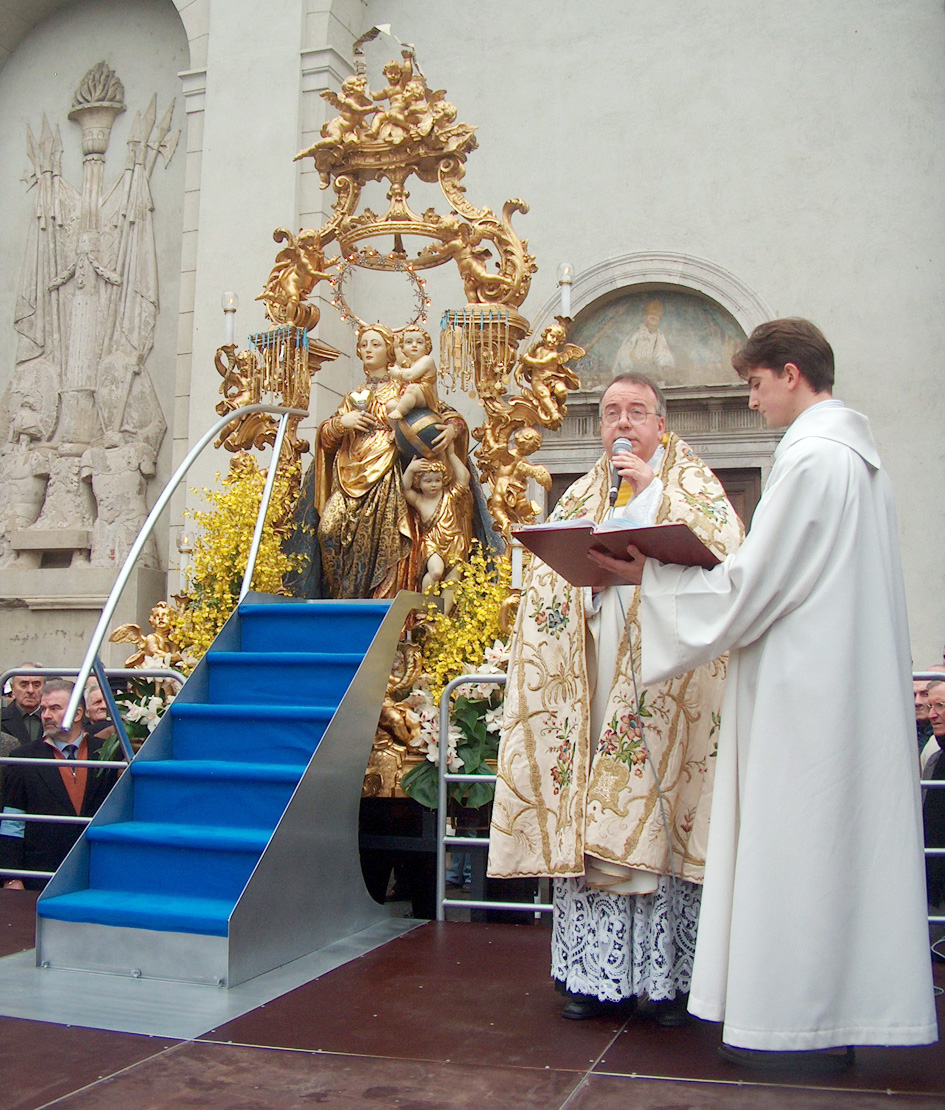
[590,319,937,1065]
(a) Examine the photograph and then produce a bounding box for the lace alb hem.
[550,874,700,1002]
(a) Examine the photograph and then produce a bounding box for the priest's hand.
[612,449,655,494]
[588,543,646,585]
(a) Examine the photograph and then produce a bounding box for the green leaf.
[461,781,495,809]
[455,742,483,774]
[401,761,439,810]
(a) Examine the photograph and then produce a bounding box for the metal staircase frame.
[29,403,422,986]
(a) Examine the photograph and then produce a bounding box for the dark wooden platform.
[1,890,943,1109]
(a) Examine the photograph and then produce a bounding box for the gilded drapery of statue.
[0,62,176,569]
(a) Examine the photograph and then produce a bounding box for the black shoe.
[651,996,690,1027]
[719,1043,855,1072]
[561,992,604,1020]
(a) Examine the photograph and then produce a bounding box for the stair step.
[132,759,307,783]
[169,703,334,764]
[38,888,233,937]
[131,760,305,828]
[87,820,266,899]
[238,600,390,654]
[87,821,270,853]
[207,652,362,705]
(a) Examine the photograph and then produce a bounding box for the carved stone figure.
[3,62,175,566]
[80,442,158,568]
[0,444,51,566]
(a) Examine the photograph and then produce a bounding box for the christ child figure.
[387,326,441,422]
[402,446,473,594]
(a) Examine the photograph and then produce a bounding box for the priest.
[590,319,937,1066]
[488,372,742,1022]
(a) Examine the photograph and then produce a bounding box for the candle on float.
[221,291,239,345]
[556,262,573,317]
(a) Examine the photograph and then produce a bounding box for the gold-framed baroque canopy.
[251,42,584,539]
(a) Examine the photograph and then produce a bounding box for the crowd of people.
[0,666,119,891]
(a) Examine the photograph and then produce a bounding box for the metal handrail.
[430,671,945,924]
[238,412,292,603]
[1,667,187,687]
[434,672,552,921]
[919,667,945,933]
[3,666,186,764]
[62,403,307,731]
[0,760,126,771]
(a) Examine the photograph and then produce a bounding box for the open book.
[512,518,721,588]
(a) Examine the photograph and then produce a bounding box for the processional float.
[200,39,585,797]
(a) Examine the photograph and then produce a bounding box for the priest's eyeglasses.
[601,406,658,426]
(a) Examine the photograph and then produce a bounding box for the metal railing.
[0,666,186,883]
[62,403,307,734]
[433,669,945,935]
[435,672,553,920]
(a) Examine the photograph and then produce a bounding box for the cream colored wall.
[171,0,365,573]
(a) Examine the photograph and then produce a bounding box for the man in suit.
[0,664,44,746]
[923,680,945,956]
[0,679,119,890]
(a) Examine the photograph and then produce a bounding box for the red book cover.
[512,519,720,588]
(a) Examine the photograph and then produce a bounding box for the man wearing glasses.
[489,372,742,1024]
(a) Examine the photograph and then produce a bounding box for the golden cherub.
[297,75,375,160]
[257,227,335,330]
[514,321,585,429]
[110,601,183,669]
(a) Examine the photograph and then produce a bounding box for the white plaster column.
[178,0,311,537]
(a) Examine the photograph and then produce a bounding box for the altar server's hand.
[588,543,646,585]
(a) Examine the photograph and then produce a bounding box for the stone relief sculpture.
[0,61,177,569]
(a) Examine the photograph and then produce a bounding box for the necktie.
[63,744,78,760]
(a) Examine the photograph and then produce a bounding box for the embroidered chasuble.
[488,432,743,882]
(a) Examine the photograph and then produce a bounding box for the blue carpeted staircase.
[35,592,419,986]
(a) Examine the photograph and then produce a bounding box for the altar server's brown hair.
[732,318,834,392]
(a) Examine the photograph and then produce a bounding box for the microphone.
[609,437,633,506]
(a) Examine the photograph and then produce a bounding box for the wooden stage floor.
[1,890,943,1109]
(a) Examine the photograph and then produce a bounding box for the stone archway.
[532,253,781,526]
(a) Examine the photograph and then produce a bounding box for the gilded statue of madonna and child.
[288,322,488,601]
